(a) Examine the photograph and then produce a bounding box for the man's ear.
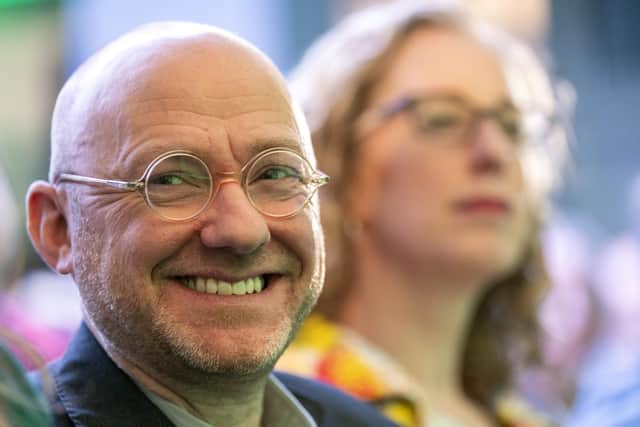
[26,180,73,274]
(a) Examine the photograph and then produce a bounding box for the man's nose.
[197,181,270,254]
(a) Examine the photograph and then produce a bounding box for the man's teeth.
[181,276,265,295]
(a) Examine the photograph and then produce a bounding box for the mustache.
[155,243,298,276]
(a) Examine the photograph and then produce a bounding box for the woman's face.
[350,25,531,283]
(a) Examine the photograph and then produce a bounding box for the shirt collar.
[136,373,317,427]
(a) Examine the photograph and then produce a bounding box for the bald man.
[26,22,397,427]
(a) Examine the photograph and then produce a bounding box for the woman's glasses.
[357,93,556,146]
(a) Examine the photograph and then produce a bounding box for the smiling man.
[25,22,397,427]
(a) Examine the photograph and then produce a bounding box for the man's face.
[65,38,324,381]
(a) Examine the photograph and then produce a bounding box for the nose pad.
[198,180,270,254]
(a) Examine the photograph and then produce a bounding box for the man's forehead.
[108,88,311,170]
[122,87,292,122]
[111,53,312,162]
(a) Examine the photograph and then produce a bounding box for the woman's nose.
[467,119,513,175]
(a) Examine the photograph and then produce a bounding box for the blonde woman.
[277,1,570,426]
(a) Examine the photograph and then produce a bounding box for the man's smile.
[176,275,269,296]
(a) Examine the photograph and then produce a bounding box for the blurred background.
[0,0,638,421]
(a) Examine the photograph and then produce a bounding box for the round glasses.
[56,147,329,221]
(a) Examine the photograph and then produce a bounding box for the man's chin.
[155,321,292,379]
[148,292,316,381]
[192,354,276,380]
[181,340,282,377]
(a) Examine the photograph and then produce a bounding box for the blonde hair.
[290,0,571,412]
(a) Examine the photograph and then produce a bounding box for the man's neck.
[85,319,268,427]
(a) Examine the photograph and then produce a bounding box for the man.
[26,22,397,427]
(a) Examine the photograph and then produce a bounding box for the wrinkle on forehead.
[124,93,293,123]
[114,95,303,161]
[49,22,304,180]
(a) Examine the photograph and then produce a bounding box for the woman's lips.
[454,196,511,214]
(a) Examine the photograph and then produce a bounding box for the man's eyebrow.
[246,138,304,157]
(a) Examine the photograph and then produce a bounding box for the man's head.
[26,22,325,384]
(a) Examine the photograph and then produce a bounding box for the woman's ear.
[26,181,72,274]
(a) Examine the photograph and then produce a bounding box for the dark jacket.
[33,323,398,427]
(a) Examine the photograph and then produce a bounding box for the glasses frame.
[356,93,556,146]
[56,147,329,221]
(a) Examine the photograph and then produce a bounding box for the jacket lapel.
[51,323,174,427]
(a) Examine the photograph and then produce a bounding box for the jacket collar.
[51,322,174,427]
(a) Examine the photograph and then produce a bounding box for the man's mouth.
[176,275,269,296]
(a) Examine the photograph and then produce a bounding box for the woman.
[277,1,570,426]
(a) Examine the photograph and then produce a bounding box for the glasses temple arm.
[309,172,330,187]
[57,173,142,191]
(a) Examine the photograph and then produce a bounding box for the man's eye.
[257,166,300,181]
[150,172,206,187]
[151,174,185,185]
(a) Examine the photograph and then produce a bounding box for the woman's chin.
[427,239,525,283]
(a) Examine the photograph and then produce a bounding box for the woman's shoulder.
[278,314,425,426]
[493,391,558,427]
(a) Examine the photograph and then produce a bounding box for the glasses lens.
[246,150,314,217]
[496,107,523,144]
[414,97,527,145]
[413,99,471,141]
[145,154,212,220]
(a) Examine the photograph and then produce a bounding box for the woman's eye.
[426,114,461,129]
[498,112,523,142]
[502,121,521,139]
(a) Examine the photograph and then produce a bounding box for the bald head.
[50,22,307,181]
